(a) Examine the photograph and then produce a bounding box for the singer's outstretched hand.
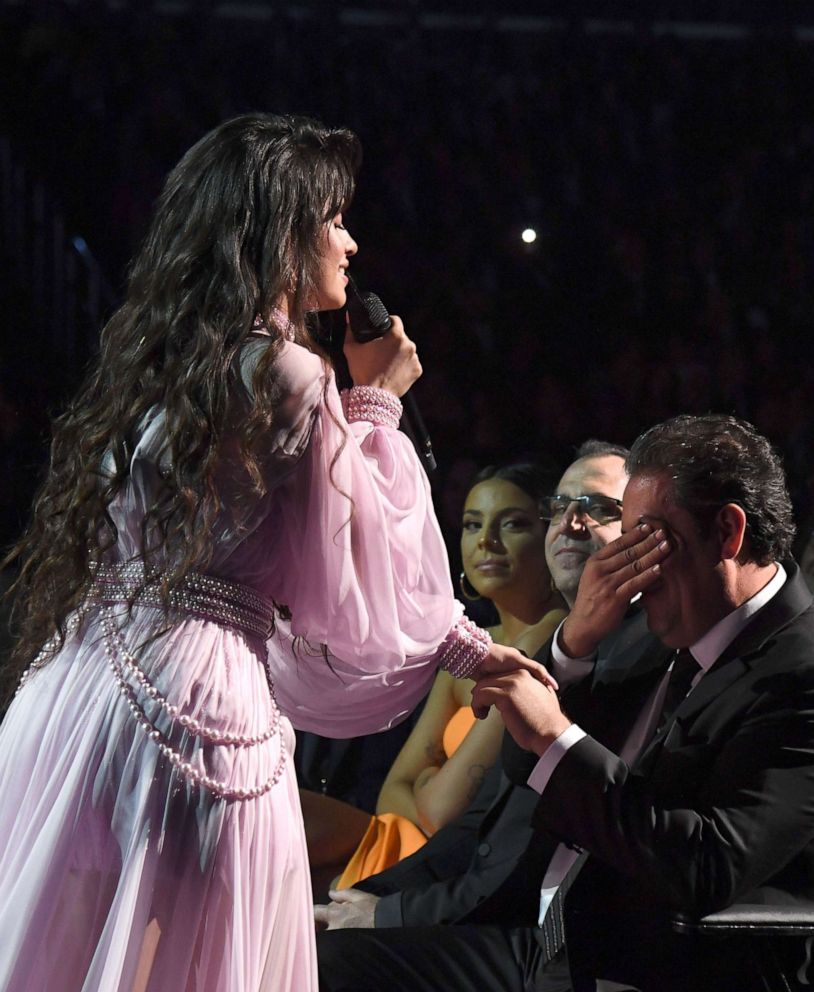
[344,315,422,397]
[469,644,558,719]
[472,667,570,756]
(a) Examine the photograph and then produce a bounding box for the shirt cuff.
[550,619,595,688]
[527,723,586,794]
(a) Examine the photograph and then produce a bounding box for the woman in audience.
[306,462,567,893]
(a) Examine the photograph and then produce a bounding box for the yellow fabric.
[336,705,476,889]
[335,812,427,889]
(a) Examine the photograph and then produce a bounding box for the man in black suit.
[314,441,638,933]
[318,415,814,992]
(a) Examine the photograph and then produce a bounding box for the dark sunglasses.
[539,494,623,526]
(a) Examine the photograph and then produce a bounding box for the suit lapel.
[476,767,517,836]
[714,559,811,665]
[592,609,668,685]
[586,611,672,753]
[637,561,812,771]
[669,560,811,726]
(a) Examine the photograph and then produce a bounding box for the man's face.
[545,454,628,606]
[621,471,728,648]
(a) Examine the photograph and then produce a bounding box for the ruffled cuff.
[438,615,492,679]
[341,386,403,429]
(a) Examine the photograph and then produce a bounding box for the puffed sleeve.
[254,342,490,735]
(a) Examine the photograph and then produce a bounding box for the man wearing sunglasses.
[540,440,627,611]
[523,440,666,697]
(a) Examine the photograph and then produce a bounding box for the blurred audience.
[2,6,814,558]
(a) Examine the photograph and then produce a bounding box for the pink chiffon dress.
[0,336,490,992]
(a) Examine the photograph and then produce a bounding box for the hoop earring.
[459,572,482,601]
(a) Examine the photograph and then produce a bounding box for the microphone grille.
[361,292,392,334]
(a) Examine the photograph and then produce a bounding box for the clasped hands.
[471,523,670,756]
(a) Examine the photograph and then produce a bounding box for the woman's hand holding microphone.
[343,314,422,398]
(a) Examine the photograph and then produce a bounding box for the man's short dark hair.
[626,414,795,565]
[574,439,630,461]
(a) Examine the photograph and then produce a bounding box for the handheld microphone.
[346,277,437,475]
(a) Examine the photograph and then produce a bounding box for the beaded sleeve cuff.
[341,386,403,429]
[438,615,492,679]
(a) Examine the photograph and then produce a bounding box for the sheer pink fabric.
[0,339,465,991]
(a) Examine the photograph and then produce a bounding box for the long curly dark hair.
[3,112,362,683]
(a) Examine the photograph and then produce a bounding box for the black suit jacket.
[534,561,814,991]
[360,610,670,929]
[361,758,546,927]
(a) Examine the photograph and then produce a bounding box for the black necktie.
[656,647,699,735]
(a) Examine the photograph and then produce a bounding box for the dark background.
[4,0,814,582]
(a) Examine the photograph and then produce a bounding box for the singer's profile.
[0,112,546,991]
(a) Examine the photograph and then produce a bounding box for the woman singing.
[0,114,546,991]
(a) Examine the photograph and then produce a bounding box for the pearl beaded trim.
[92,563,276,639]
[101,605,287,801]
[101,609,280,747]
[439,615,492,679]
[18,565,288,802]
[16,600,92,695]
[253,308,295,340]
[341,386,403,430]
